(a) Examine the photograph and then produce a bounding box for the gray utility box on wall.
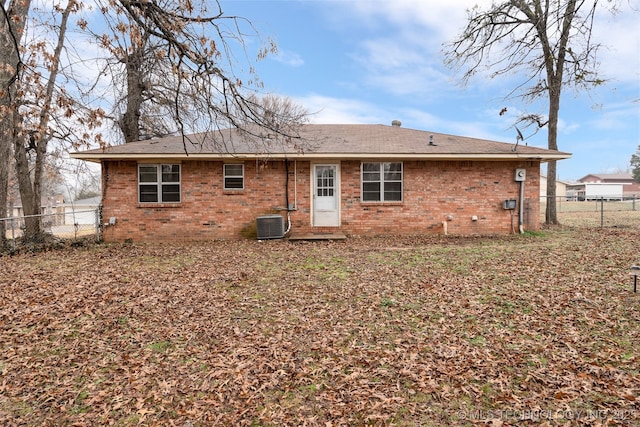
[503,199,517,210]
[256,215,285,240]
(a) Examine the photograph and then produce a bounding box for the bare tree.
[83,4,183,143]
[234,93,312,153]
[11,0,78,242]
[445,0,618,225]
[1,0,32,249]
[3,0,100,244]
[1,0,308,247]
[87,0,298,146]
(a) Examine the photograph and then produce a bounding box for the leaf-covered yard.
[1,228,638,426]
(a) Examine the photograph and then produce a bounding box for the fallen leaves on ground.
[0,228,638,426]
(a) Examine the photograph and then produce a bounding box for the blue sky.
[221,0,640,182]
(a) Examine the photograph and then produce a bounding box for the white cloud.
[557,118,581,135]
[339,1,482,37]
[329,0,640,96]
[272,49,305,67]
[591,5,640,85]
[294,94,387,124]
[589,100,640,132]
[290,93,510,142]
[351,47,451,97]
[400,108,494,138]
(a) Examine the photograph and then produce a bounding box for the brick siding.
[100,159,540,242]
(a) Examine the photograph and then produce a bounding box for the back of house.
[71,123,570,242]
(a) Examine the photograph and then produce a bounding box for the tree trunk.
[0,118,10,250]
[13,133,42,239]
[545,160,558,224]
[1,0,33,248]
[12,0,73,243]
[120,47,146,142]
[545,87,561,225]
[543,0,575,226]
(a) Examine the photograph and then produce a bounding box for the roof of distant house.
[540,175,572,185]
[62,196,101,207]
[9,194,64,208]
[578,173,634,182]
[578,172,633,181]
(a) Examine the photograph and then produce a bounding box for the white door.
[312,164,340,226]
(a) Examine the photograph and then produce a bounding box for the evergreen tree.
[631,145,640,183]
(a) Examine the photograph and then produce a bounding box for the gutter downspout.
[519,180,525,234]
[284,159,292,235]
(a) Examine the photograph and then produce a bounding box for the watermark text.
[455,408,636,422]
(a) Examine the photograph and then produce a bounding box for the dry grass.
[4,225,98,240]
[540,201,640,229]
[550,201,639,213]
[1,228,638,426]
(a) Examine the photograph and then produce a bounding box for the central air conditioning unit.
[256,215,285,240]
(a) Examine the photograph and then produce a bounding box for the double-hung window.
[224,164,244,190]
[138,164,181,203]
[362,162,403,202]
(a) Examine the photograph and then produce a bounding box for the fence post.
[600,197,604,228]
[558,195,561,213]
[95,206,101,241]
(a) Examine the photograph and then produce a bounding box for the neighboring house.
[576,173,640,198]
[539,175,568,200]
[61,196,101,225]
[71,123,571,242]
[6,194,65,219]
[4,194,65,231]
[566,182,625,201]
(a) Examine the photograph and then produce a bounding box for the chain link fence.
[541,196,640,229]
[2,199,636,248]
[1,207,101,249]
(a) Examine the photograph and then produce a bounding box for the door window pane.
[316,166,335,197]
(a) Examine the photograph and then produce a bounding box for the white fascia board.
[70,152,571,162]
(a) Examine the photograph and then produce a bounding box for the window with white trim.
[224,164,244,190]
[138,164,181,203]
[362,162,403,202]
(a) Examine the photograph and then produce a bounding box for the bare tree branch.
[444,0,617,225]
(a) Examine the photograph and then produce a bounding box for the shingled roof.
[71,124,571,162]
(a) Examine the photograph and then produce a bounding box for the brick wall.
[100,159,540,242]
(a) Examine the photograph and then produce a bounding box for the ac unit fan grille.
[256,215,285,239]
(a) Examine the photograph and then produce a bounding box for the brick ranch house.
[70,123,571,242]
